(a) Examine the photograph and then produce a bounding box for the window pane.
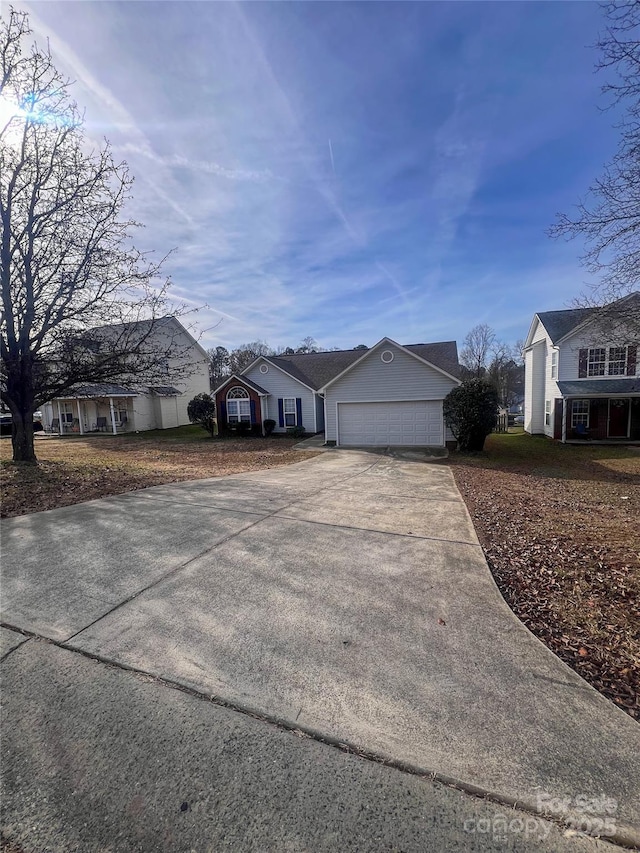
[285,412,296,426]
[608,347,627,376]
[228,387,249,399]
[571,400,590,427]
[238,400,250,416]
[283,398,296,413]
[587,348,606,377]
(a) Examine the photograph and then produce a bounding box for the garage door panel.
[338,401,444,446]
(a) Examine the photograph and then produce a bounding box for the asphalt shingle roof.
[558,379,640,396]
[214,375,270,395]
[264,341,460,390]
[537,308,598,343]
[150,385,181,396]
[537,293,640,343]
[68,383,136,398]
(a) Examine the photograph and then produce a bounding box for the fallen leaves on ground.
[448,432,640,720]
[0,432,318,518]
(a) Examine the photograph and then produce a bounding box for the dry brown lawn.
[448,431,640,719]
[0,427,318,518]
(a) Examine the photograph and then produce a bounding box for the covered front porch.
[44,384,138,436]
[554,383,640,442]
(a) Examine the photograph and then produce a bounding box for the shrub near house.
[444,380,498,451]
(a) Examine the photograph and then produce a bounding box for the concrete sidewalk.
[2,450,639,848]
[0,636,616,853]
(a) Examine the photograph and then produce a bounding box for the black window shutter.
[578,348,588,378]
[296,398,302,426]
[627,345,637,376]
[278,398,284,428]
[219,400,226,426]
[250,400,256,424]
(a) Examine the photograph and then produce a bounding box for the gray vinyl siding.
[324,343,458,442]
[244,361,316,433]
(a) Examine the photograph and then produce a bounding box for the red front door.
[608,399,630,437]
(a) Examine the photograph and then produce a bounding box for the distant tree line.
[459,324,524,409]
[208,338,368,387]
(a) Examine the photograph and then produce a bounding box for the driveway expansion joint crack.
[2,626,636,851]
[272,513,482,548]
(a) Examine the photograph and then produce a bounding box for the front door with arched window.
[226,386,251,424]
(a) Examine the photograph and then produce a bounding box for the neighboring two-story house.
[523,295,640,441]
[41,316,210,435]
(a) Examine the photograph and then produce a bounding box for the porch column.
[260,394,266,436]
[561,398,567,444]
[76,400,84,435]
[56,400,63,435]
[109,397,117,435]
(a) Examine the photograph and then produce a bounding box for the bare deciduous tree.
[460,325,524,407]
[459,324,496,377]
[1,10,194,463]
[229,341,273,374]
[295,336,321,353]
[550,1,640,334]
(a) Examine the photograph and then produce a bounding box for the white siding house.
[523,295,640,441]
[41,317,210,435]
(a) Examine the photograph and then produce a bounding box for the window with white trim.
[227,386,250,423]
[607,346,627,376]
[551,351,558,379]
[283,397,297,427]
[571,400,590,428]
[587,348,606,376]
[586,345,630,377]
[60,402,74,423]
[545,400,551,426]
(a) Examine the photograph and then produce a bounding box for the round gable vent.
[381,350,394,364]
[260,364,269,374]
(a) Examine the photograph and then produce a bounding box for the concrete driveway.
[2,450,639,849]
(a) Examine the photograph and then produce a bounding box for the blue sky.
[20,1,620,351]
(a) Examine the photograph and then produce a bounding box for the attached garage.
[320,338,461,448]
[337,400,443,447]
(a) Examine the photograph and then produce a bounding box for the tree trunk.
[10,409,37,463]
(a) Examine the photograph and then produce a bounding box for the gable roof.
[244,341,460,391]
[535,307,598,345]
[87,315,209,360]
[319,338,461,390]
[528,292,640,346]
[212,374,270,396]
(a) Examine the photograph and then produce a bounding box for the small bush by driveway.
[448,430,639,719]
[0,428,318,518]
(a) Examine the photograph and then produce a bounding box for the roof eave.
[241,356,317,392]
[318,337,461,391]
[524,314,547,349]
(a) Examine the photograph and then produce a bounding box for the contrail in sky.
[328,139,335,174]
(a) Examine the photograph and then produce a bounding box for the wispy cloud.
[118,144,275,184]
[15,1,613,352]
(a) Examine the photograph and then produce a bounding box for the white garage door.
[337,401,444,447]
